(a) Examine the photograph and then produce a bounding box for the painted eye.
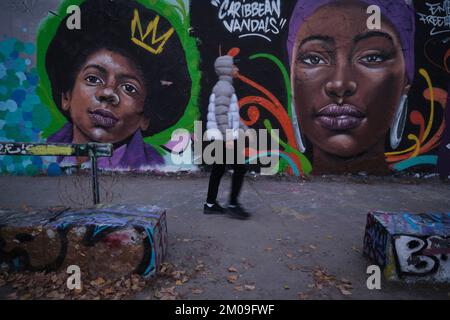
[301,55,326,65]
[360,54,385,63]
[122,84,138,93]
[85,75,102,84]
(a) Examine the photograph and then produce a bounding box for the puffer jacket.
[206,55,247,141]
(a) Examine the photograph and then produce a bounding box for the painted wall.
[0,0,448,176]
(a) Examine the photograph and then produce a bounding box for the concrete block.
[0,204,168,280]
[363,211,450,283]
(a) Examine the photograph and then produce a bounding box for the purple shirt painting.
[47,123,164,170]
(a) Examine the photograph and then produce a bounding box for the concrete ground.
[0,173,449,300]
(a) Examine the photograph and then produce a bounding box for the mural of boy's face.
[291,2,410,158]
[61,49,150,144]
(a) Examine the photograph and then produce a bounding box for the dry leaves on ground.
[0,260,197,300]
[155,286,178,300]
[312,267,353,296]
[0,270,149,300]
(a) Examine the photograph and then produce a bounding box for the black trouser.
[206,141,248,205]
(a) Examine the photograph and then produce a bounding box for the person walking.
[203,52,250,219]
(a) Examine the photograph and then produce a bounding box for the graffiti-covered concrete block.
[0,204,168,279]
[363,211,450,283]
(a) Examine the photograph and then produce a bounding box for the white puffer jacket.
[206,55,247,141]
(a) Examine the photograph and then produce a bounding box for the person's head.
[45,0,191,144]
[287,0,415,159]
[214,55,238,82]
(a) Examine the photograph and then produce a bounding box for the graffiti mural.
[364,211,450,283]
[192,0,448,176]
[0,0,200,175]
[0,204,168,278]
[0,0,448,176]
[387,0,449,174]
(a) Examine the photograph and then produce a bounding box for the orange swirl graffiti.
[236,73,303,175]
[386,69,446,164]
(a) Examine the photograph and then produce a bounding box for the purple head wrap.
[287,0,416,82]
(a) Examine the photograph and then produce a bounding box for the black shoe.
[204,202,226,214]
[227,204,251,220]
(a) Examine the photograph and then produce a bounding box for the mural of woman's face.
[292,2,410,159]
[61,49,149,144]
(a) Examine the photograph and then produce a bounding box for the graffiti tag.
[211,0,287,42]
[363,214,389,267]
[417,2,450,35]
[0,143,33,155]
[394,235,449,279]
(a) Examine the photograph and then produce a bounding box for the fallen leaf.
[264,247,273,252]
[309,245,317,250]
[19,293,32,300]
[160,294,176,300]
[283,285,290,290]
[286,253,294,259]
[94,277,106,287]
[195,264,205,272]
[131,284,140,291]
[160,286,177,295]
[234,285,244,292]
[191,288,203,295]
[171,270,186,280]
[352,246,361,253]
[101,287,115,296]
[244,285,255,291]
[227,275,238,283]
[298,292,309,300]
[181,276,189,283]
[228,267,238,273]
[7,292,17,300]
[340,288,352,296]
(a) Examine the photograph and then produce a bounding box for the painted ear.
[61,91,71,112]
[140,117,150,131]
[402,83,411,96]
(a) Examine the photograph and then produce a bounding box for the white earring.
[291,102,306,153]
[390,94,408,150]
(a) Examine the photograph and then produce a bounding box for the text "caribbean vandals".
[211,0,287,42]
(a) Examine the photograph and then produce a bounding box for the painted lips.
[89,108,119,128]
[316,104,365,130]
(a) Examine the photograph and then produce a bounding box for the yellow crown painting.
[131,9,174,55]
